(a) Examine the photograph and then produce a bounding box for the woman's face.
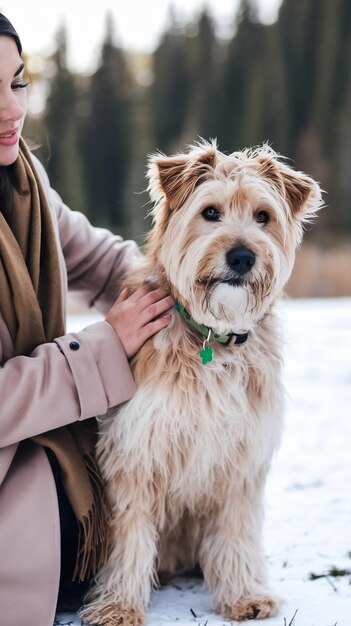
[0,35,27,166]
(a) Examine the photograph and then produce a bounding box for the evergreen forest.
[25,0,351,248]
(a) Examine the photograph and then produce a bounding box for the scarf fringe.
[73,452,111,582]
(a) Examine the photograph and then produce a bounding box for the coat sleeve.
[0,320,136,448]
[0,158,139,448]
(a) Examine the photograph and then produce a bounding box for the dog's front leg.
[200,471,281,621]
[80,498,158,626]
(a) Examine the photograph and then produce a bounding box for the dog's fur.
[80,141,322,625]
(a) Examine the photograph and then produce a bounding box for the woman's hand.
[106,286,174,359]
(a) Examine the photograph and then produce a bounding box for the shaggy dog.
[81,141,322,625]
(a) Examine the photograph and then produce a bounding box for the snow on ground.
[58,298,351,626]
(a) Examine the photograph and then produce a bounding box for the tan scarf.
[0,138,109,581]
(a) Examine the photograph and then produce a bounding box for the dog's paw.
[80,602,145,626]
[218,595,281,621]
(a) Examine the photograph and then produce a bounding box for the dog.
[80,140,322,625]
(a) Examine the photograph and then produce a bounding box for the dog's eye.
[202,206,221,222]
[255,210,269,225]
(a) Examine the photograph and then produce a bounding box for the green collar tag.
[199,328,214,364]
[200,345,213,364]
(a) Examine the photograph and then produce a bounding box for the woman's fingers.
[140,313,172,343]
[115,286,129,303]
[127,285,151,303]
[106,286,174,359]
[139,294,174,327]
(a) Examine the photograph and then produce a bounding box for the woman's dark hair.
[0,166,16,221]
[0,14,23,219]
[0,13,22,54]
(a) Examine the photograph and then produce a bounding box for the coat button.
[69,340,80,351]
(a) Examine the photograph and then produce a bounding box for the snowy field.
[58,298,351,626]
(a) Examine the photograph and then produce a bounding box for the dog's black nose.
[226,246,256,275]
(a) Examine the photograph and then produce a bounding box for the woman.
[0,13,173,626]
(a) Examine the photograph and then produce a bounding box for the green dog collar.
[175,301,248,364]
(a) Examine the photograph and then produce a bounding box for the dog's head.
[146,140,323,333]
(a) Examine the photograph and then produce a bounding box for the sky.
[0,0,282,74]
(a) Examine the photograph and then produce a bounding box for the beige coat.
[0,157,137,626]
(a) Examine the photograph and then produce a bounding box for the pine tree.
[44,23,87,214]
[311,0,341,141]
[277,0,322,155]
[327,0,351,232]
[183,9,221,143]
[217,0,265,151]
[82,12,132,229]
[149,8,190,152]
[239,20,289,153]
[278,0,351,235]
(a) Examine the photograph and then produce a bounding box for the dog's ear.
[149,149,216,210]
[279,165,323,218]
[258,155,323,219]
